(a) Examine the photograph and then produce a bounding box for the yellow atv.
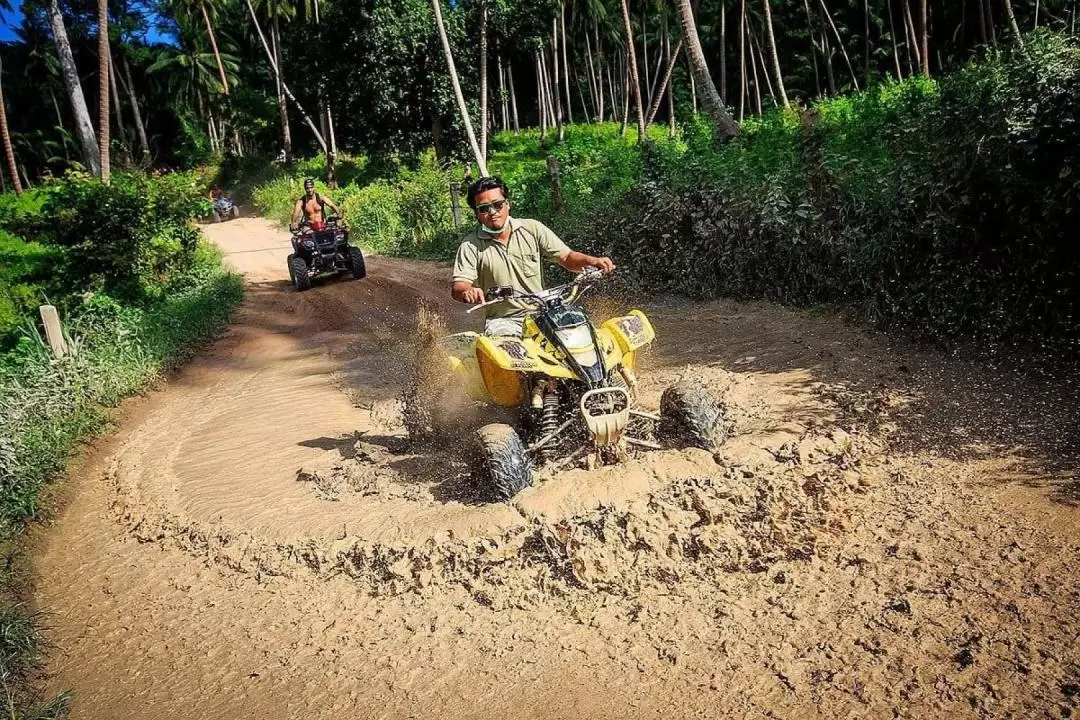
[412,268,725,501]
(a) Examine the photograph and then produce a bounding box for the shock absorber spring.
[539,386,560,461]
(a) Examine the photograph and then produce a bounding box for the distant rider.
[290,178,341,231]
[451,175,614,337]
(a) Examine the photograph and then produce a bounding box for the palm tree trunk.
[645,28,666,112]
[201,1,229,94]
[720,1,727,102]
[747,15,763,113]
[678,0,739,136]
[585,31,600,121]
[904,0,922,69]
[620,51,631,137]
[98,0,110,182]
[803,0,822,94]
[819,0,861,89]
[864,0,872,87]
[619,0,646,140]
[646,38,683,126]
[560,2,573,123]
[887,0,904,81]
[1003,0,1025,47]
[762,0,789,106]
[479,0,488,161]
[665,32,676,137]
[596,22,607,121]
[537,51,548,140]
[108,49,125,146]
[429,0,487,173]
[739,0,747,119]
[550,27,564,140]
[508,61,520,133]
[498,54,508,131]
[0,61,23,194]
[919,0,931,74]
[752,25,774,108]
[642,8,650,114]
[48,0,100,176]
[270,5,292,162]
[121,53,149,160]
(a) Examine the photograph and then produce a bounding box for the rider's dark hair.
[466,176,511,208]
[303,177,315,188]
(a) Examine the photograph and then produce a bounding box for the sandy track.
[32,217,1080,719]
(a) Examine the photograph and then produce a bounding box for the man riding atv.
[290,178,341,231]
[452,176,615,334]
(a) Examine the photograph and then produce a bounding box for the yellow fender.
[438,332,493,403]
[602,310,655,353]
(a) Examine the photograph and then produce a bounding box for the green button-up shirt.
[452,217,570,318]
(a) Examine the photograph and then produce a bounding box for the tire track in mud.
[34,217,1080,719]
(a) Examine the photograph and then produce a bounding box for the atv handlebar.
[465,266,606,314]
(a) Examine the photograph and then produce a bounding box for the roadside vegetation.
[0,171,241,716]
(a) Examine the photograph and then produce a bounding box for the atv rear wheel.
[348,246,367,279]
[289,254,312,291]
[659,379,725,451]
[211,210,222,223]
[471,424,532,502]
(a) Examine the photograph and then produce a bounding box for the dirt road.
[33,217,1080,719]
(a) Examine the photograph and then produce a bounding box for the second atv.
[287,216,367,291]
[406,268,726,501]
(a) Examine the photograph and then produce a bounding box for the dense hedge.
[598,33,1079,353]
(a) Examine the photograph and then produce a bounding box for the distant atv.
[211,196,240,222]
[287,216,366,291]
[405,268,726,501]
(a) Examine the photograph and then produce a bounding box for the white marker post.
[39,305,66,358]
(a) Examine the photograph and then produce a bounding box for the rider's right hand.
[463,287,486,304]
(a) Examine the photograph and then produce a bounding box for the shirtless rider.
[290,178,341,231]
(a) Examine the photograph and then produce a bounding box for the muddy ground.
[32,217,1080,719]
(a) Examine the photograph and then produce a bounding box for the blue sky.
[0,0,174,44]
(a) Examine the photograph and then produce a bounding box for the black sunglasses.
[474,199,508,215]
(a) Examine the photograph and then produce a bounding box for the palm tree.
[46,0,101,175]
[618,0,645,140]
[430,0,487,174]
[147,47,239,108]
[761,0,788,106]
[674,0,739,138]
[242,0,328,156]
[166,0,232,96]
[98,0,110,182]
[0,55,23,194]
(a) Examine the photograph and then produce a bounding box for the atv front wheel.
[211,210,222,223]
[348,246,367,279]
[471,424,532,502]
[659,379,725,451]
[289,254,312,291]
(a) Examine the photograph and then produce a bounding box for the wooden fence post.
[546,155,566,214]
[449,182,463,228]
[39,305,66,358]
